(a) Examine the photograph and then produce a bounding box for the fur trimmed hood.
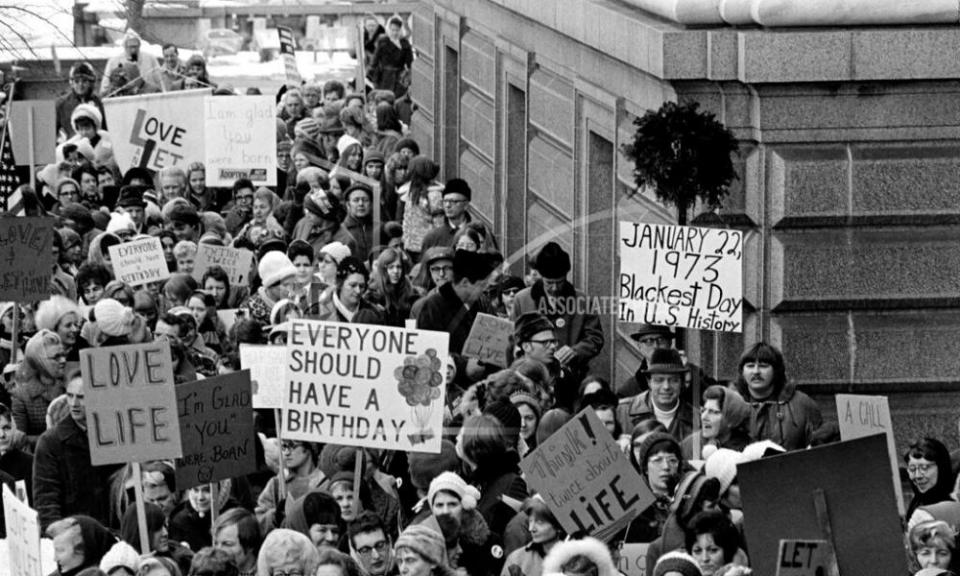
[423,508,492,548]
[541,537,618,576]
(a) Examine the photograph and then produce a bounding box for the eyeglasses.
[357,540,390,557]
[429,265,453,273]
[908,463,935,475]
[281,442,302,452]
[443,199,467,205]
[272,571,304,576]
[529,338,558,347]
[648,455,680,468]
[638,337,669,346]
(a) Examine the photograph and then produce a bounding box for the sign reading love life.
[283,319,449,453]
[619,222,743,332]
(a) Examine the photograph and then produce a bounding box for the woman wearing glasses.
[905,438,955,520]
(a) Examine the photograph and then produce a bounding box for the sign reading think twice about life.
[239,344,285,409]
[619,222,743,333]
[776,540,830,576]
[520,409,654,542]
[835,394,904,516]
[283,319,449,453]
[462,313,513,368]
[3,484,41,576]
[0,217,54,301]
[192,243,254,287]
[80,341,182,466]
[204,96,277,187]
[109,236,170,287]
[175,371,257,490]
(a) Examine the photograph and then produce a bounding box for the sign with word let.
[192,243,254,287]
[776,540,830,576]
[835,394,904,516]
[204,95,277,187]
[240,343,286,409]
[104,89,209,172]
[283,319,449,453]
[520,409,654,542]
[80,341,182,465]
[175,371,257,490]
[462,313,513,368]
[617,543,649,576]
[0,217,54,301]
[109,236,170,287]
[3,483,41,576]
[619,222,743,333]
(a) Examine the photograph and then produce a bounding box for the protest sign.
[104,89,209,172]
[239,343,286,409]
[776,539,830,576]
[618,222,743,333]
[109,236,170,287]
[192,243,254,287]
[617,543,649,576]
[283,319,449,453]
[835,394,904,516]
[278,26,302,85]
[462,313,513,368]
[0,217,54,301]
[175,371,257,490]
[739,435,905,576]
[3,483,42,576]
[520,409,653,541]
[204,96,277,187]
[80,341,182,465]
[10,100,56,165]
[218,309,239,333]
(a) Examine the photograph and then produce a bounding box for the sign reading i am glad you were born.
[80,341,182,466]
[204,95,277,187]
[0,217,54,302]
[3,484,41,576]
[109,236,170,287]
[520,409,654,542]
[283,319,449,453]
[619,222,743,333]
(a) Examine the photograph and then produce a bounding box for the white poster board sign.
[2,484,42,576]
[240,343,286,409]
[203,96,277,187]
[835,394,904,516]
[283,319,449,453]
[619,222,743,332]
[109,236,170,287]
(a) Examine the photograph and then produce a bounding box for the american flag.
[0,123,22,215]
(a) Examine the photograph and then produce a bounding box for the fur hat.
[428,471,480,510]
[100,540,140,574]
[106,211,135,235]
[258,251,297,288]
[741,439,786,462]
[35,296,81,332]
[71,103,103,130]
[534,242,570,279]
[653,551,702,576]
[514,312,554,344]
[395,524,446,566]
[395,137,420,156]
[541,537,618,576]
[408,439,459,491]
[93,298,138,337]
[443,178,471,200]
[320,241,352,265]
[703,447,746,495]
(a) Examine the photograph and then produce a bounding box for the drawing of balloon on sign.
[395,349,444,445]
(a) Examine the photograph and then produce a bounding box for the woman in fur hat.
[35,296,88,362]
[11,329,66,449]
[539,537,618,576]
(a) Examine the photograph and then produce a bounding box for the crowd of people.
[0,16,956,576]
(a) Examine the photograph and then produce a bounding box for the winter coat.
[501,542,550,576]
[733,379,823,451]
[422,511,505,576]
[540,537,617,576]
[471,450,528,539]
[342,213,374,263]
[169,497,238,552]
[255,468,329,535]
[12,373,64,449]
[316,295,386,326]
[55,91,106,139]
[369,36,413,97]
[292,211,359,257]
[616,390,694,445]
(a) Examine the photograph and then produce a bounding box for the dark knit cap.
[443,178,471,200]
[122,167,154,187]
[637,432,682,473]
[653,551,702,576]
[514,312,555,344]
[167,202,200,227]
[408,439,459,491]
[383,221,403,240]
[59,202,95,231]
[534,241,570,279]
[116,185,147,208]
[90,210,110,231]
[484,399,521,436]
[319,444,359,478]
[395,137,420,156]
[452,249,496,283]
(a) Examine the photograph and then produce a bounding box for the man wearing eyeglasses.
[618,324,674,397]
[421,178,474,253]
[348,511,398,576]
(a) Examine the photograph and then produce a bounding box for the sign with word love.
[3,484,41,576]
[776,540,831,576]
[239,344,286,409]
[835,394,904,516]
[520,409,653,542]
[80,341,182,465]
[104,89,209,172]
[462,313,513,368]
[204,96,277,187]
[0,217,54,301]
[192,244,254,287]
[619,222,743,332]
[283,319,449,453]
[109,236,170,287]
[175,371,257,490]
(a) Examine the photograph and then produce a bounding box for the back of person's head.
[121,502,165,553]
[188,547,238,576]
[460,413,509,466]
[316,548,363,576]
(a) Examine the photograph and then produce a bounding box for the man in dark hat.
[415,249,498,385]
[55,62,106,140]
[615,348,693,448]
[617,323,675,397]
[116,185,147,233]
[420,178,474,253]
[511,241,604,408]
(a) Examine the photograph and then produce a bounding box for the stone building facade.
[408,0,960,447]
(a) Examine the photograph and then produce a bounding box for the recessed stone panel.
[527,196,573,254]
[530,67,574,145]
[852,146,960,216]
[772,314,852,385]
[462,30,496,97]
[412,5,435,60]
[768,147,848,224]
[410,60,435,116]
[852,311,960,383]
[528,135,575,217]
[459,148,495,223]
[460,89,495,160]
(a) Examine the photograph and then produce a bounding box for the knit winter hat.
[363,149,385,166]
[295,117,321,142]
[428,471,480,510]
[408,439,460,491]
[166,202,201,227]
[510,392,542,421]
[653,551,703,576]
[395,524,446,566]
[258,251,298,288]
[534,242,570,279]
[319,443,359,478]
[514,312,555,344]
[94,298,138,337]
[636,432,682,476]
[320,241,352,265]
[100,540,140,574]
[740,439,786,463]
[106,211,136,235]
[337,134,363,158]
[484,398,522,440]
[395,137,420,156]
[703,447,746,495]
[35,296,81,332]
[25,329,63,376]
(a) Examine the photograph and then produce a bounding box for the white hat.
[320,241,351,265]
[427,471,480,510]
[703,447,746,495]
[100,540,140,574]
[258,251,298,288]
[106,211,135,235]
